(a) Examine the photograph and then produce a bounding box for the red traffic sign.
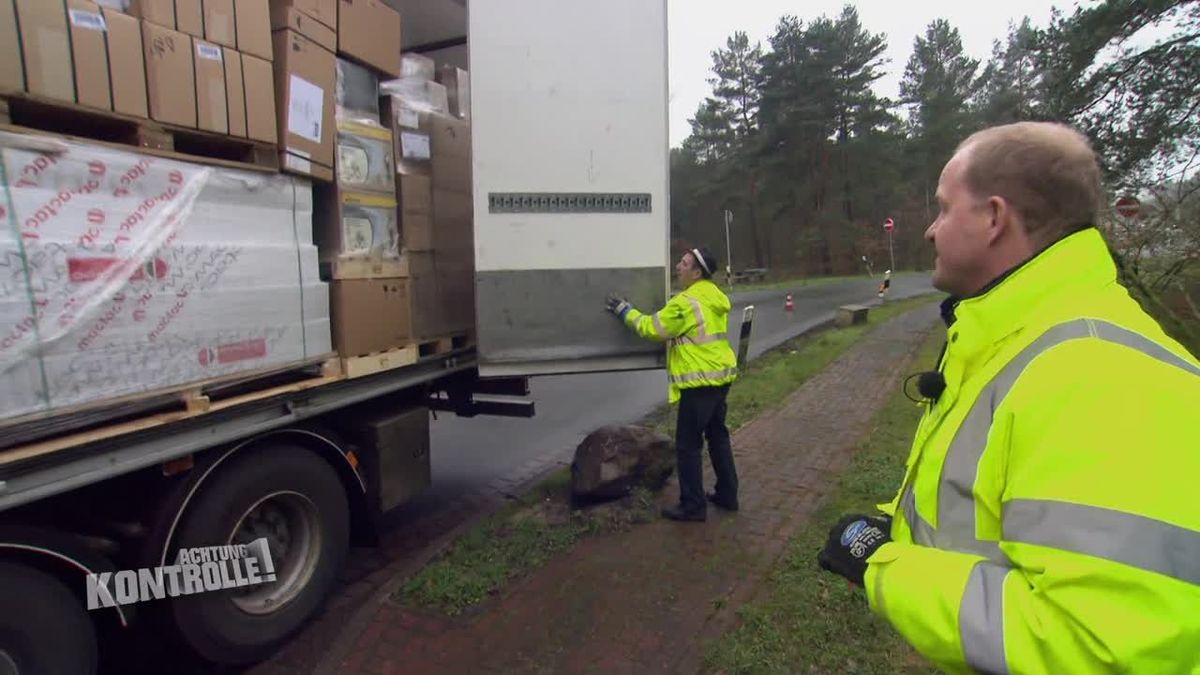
[883,217,894,232]
[1115,196,1140,219]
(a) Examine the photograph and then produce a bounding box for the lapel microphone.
[917,371,946,400]
[904,371,946,403]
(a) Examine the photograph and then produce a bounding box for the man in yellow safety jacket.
[606,246,739,521]
[816,121,1200,673]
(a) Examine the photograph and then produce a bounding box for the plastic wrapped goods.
[0,133,330,421]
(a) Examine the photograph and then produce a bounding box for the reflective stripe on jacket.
[865,228,1200,674]
[624,279,737,402]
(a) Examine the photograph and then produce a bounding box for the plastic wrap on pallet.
[379,78,450,117]
[335,57,382,127]
[400,53,436,81]
[336,121,395,195]
[437,66,470,121]
[0,133,330,421]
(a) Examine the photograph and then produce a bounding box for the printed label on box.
[343,217,373,254]
[69,9,107,31]
[196,43,223,62]
[337,145,370,183]
[400,132,431,160]
[288,75,325,144]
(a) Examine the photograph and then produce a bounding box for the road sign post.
[724,209,734,290]
[883,217,895,272]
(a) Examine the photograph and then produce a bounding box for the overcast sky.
[667,0,1065,147]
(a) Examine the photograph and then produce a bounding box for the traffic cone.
[784,294,794,312]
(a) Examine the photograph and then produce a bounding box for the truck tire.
[0,561,98,675]
[166,443,350,666]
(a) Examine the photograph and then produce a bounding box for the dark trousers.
[675,384,737,513]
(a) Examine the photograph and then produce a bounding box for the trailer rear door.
[469,0,670,377]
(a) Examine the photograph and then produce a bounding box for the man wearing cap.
[816,121,1200,672]
[606,247,739,522]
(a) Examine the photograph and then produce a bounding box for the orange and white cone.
[784,294,794,312]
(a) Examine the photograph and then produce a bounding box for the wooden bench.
[836,304,870,327]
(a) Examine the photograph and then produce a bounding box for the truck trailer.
[0,0,670,671]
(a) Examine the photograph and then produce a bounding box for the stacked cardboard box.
[5,0,278,144]
[286,0,418,359]
[382,59,476,341]
[7,0,472,370]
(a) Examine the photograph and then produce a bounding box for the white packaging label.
[288,75,325,144]
[69,9,107,31]
[400,132,431,160]
[196,43,223,62]
[284,153,311,174]
[398,108,420,130]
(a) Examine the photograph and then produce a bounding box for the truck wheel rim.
[227,491,321,616]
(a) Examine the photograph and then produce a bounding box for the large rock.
[570,425,675,503]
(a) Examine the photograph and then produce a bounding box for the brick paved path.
[290,302,941,674]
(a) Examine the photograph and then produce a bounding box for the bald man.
[817,122,1200,673]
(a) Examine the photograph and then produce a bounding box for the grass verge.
[396,293,942,617]
[701,328,944,674]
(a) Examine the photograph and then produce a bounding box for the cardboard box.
[336,121,394,195]
[193,38,228,134]
[67,0,111,110]
[104,8,148,117]
[314,187,399,263]
[330,278,410,355]
[429,114,470,193]
[143,22,197,127]
[128,0,174,28]
[407,252,474,339]
[176,0,203,36]
[381,95,431,176]
[1,0,25,92]
[399,173,432,251]
[242,53,277,142]
[203,0,235,46]
[281,152,334,181]
[224,47,246,136]
[273,0,334,30]
[234,0,271,60]
[432,187,472,253]
[336,0,399,77]
[274,27,336,176]
[270,0,334,45]
[14,0,74,102]
[437,65,469,120]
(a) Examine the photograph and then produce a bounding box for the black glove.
[605,294,632,319]
[817,513,891,586]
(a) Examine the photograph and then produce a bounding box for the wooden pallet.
[417,332,472,358]
[340,345,419,379]
[0,360,345,467]
[321,255,410,280]
[0,355,337,451]
[0,93,278,172]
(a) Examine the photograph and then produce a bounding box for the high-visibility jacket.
[865,227,1200,674]
[623,278,738,403]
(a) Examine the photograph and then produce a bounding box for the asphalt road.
[418,273,936,506]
